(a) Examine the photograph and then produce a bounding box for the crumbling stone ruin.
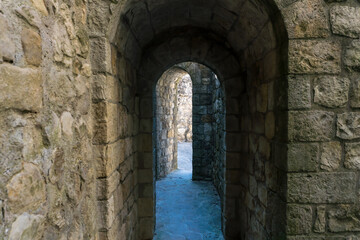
[0,0,360,239]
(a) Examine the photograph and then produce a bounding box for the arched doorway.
[90,0,288,239]
[153,62,226,238]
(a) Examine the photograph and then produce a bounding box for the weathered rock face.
[6,163,45,213]
[289,40,341,74]
[314,76,350,108]
[345,143,360,170]
[337,112,360,140]
[344,40,360,72]
[21,28,42,67]
[9,213,44,240]
[289,111,335,141]
[0,15,15,63]
[0,0,97,239]
[283,0,329,38]
[0,64,42,112]
[331,6,360,38]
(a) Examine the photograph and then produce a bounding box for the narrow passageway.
[154,143,224,240]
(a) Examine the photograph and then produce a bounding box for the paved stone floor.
[154,142,224,240]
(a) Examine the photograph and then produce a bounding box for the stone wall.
[155,68,185,178]
[92,39,138,240]
[212,74,226,206]
[176,75,192,142]
[284,1,360,238]
[0,0,99,239]
[176,62,225,181]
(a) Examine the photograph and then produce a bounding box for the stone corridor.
[154,143,224,240]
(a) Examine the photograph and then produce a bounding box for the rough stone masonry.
[0,0,359,239]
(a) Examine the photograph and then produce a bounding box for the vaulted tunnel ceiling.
[114,0,285,71]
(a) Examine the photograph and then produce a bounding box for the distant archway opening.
[154,62,225,186]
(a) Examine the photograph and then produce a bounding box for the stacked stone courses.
[286,0,360,238]
[0,0,360,239]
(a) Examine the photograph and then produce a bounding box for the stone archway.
[88,0,360,238]
[88,0,290,239]
[154,67,189,179]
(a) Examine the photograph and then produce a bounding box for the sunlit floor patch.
[154,142,224,240]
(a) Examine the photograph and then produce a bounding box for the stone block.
[199,94,212,105]
[319,142,341,171]
[314,205,326,233]
[93,102,120,144]
[289,40,341,74]
[288,75,311,109]
[328,205,360,232]
[93,74,121,102]
[350,78,360,108]
[345,143,360,170]
[97,171,120,200]
[265,112,275,139]
[138,198,153,217]
[283,0,329,38]
[344,40,360,72]
[30,0,48,16]
[314,76,350,108]
[138,169,153,183]
[97,195,116,230]
[119,157,133,182]
[330,6,360,38]
[286,204,312,234]
[138,134,152,152]
[256,84,268,113]
[121,173,133,200]
[249,175,257,196]
[288,143,318,172]
[139,183,153,198]
[0,15,15,62]
[90,37,112,73]
[263,50,280,82]
[60,111,74,137]
[9,213,44,240]
[288,111,335,141]
[337,112,360,140]
[52,21,74,65]
[95,140,125,178]
[259,136,270,160]
[6,163,46,213]
[21,28,42,66]
[139,217,154,239]
[0,64,42,112]
[288,172,356,203]
[258,183,267,206]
